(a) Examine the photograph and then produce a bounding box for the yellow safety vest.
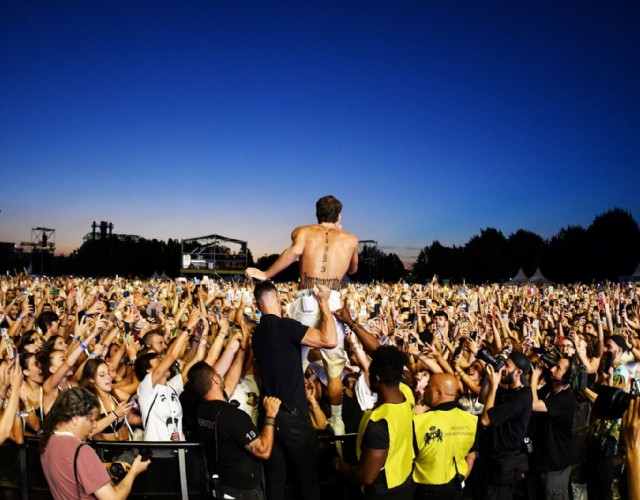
[356,383,415,489]
[413,406,477,485]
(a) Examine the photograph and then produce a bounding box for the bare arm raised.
[246,227,306,281]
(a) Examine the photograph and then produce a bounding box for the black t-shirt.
[531,385,578,471]
[360,419,414,499]
[252,314,309,412]
[179,381,201,442]
[485,386,533,456]
[197,400,262,490]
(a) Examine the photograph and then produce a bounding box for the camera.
[538,351,556,370]
[476,346,508,371]
[593,381,640,420]
[109,462,126,483]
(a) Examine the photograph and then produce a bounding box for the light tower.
[20,227,55,275]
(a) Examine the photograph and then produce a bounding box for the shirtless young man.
[245,195,358,435]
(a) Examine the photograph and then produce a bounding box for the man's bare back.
[245,222,358,289]
[245,195,358,288]
[296,223,358,289]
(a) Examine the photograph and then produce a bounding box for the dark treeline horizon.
[2,208,638,284]
[412,207,640,284]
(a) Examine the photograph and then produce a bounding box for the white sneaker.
[329,418,345,436]
[328,418,346,458]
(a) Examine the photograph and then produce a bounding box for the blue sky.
[1,1,639,264]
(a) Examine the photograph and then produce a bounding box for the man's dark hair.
[19,351,37,372]
[316,195,343,223]
[134,352,158,382]
[142,330,164,348]
[369,345,407,386]
[37,311,59,334]
[434,310,448,321]
[40,388,99,454]
[254,280,278,304]
[188,361,214,397]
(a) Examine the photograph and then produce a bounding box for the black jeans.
[474,455,518,500]
[586,436,616,500]
[264,410,319,500]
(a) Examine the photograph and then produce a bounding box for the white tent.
[510,268,529,284]
[529,267,553,285]
[620,262,640,282]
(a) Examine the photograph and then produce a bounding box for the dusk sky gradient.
[2,2,639,265]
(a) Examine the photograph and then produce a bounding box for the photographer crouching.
[529,354,579,500]
[40,388,150,499]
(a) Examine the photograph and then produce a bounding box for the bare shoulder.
[292,225,315,236]
[291,226,309,240]
[342,231,359,246]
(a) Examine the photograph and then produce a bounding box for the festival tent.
[529,267,553,285]
[510,268,529,284]
[620,262,640,282]
[149,270,172,281]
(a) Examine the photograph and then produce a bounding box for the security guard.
[413,373,478,500]
[333,346,415,499]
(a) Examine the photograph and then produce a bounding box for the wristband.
[183,327,191,334]
[112,410,120,419]
[79,341,98,359]
[17,315,24,321]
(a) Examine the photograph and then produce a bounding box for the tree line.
[411,208,640,284]
[2,208,637,283]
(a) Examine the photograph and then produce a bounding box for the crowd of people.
[0,196,639,500]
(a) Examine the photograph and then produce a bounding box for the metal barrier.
[0,434,356,499]
[0,437,209,499]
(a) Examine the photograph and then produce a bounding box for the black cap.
[509,351,531,385]
[608,335,629,352]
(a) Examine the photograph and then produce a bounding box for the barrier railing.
[0,437,209,499]
[0,433,356,499]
